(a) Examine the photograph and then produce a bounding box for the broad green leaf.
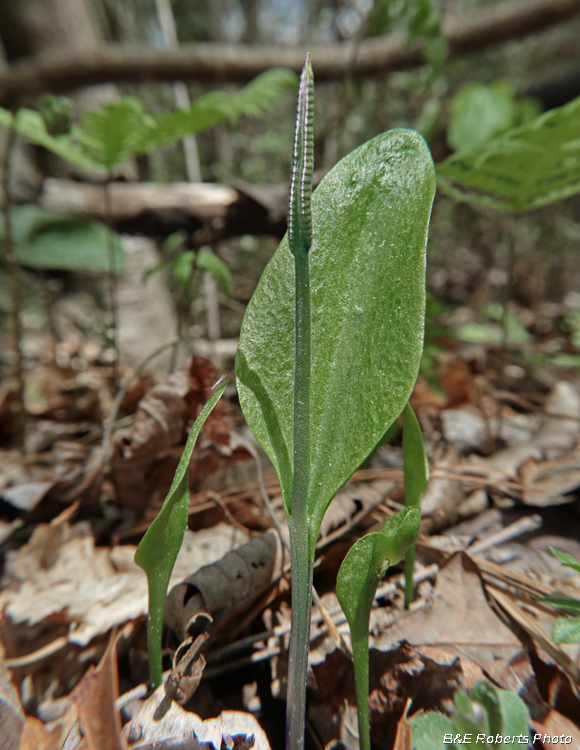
[549,546,580,574]
[14,109,103,172]
[403,402,429,507]
[134,380,228,687]
[196,248,232,296]
[551,616,580,643]
[448,80,516,153]
[412,712,456,750]
[133,68,298,155]
[539,595,580,614]
[236,129,435,542]
[337,508,421,633]
[0,205,124,272]
[437,94,580,212]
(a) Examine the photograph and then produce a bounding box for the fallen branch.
[1,0,578,105]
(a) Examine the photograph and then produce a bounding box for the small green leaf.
[133,68,298,155]
[551,616,580,644]
[76,96,147,171]
[549,547,580,574]
[14,109,103,172]
[337,508,420,750]
[196,249,232,296]
[0,107,14,128]
[539,595,580,615]
[40,94,73,136]
[437,94,580,212]
[337,508,421,629]
[0,205,124,272]
[134,380,228,688]
[412,712,456,750]
[236,129,435,542]
[448,81,516,153]
[172,251,196,288]
[469,681,529,739]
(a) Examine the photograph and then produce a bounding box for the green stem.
[286,52,314,750]
[404,543,416,609]
[352,621,372,750]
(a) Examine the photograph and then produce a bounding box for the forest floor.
[2,222,580,750]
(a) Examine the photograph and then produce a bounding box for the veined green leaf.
[75,97,148,171]
[14,109,103,172]
[236,129,435,546]
[437,94,580,212]
[133,68,298,155]
[134,380,228,688]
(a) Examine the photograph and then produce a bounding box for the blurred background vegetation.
[2,0,580,395]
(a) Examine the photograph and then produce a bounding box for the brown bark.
[39,177,290,238]
[1,0,579,106]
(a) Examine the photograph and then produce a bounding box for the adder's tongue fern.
[286,51,315,750]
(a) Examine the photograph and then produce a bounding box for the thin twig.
[1,120,26,450]
[104,178,120,389]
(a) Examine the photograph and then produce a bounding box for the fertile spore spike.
[289,52,314,256]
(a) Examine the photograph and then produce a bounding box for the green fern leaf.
[437,94,580,212]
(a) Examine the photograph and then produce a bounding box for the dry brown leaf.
[122,685,271,750]
[376,553,523,670]
[111,355,233,511]
[165,528,283,641]
[0,662,24,750]
[19,717,62,750]
[70,635,124,750]
[519,451,580,506]
[530,709,580,748]
[0,521,248,649]
[392,699,414,750]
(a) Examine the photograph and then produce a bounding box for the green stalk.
[402,402,429,608]
[352,618,372,750]
[286,52,314,750]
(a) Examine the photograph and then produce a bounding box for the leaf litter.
[1,325,580,749]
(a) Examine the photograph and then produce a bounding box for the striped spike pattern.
[288,52,314,255]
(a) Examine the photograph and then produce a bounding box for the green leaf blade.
[134,380,228,687]
[236,129,435,534]
[549,546,580,574]
[437,94,580,212]
[336,507,421,632]
[196,249,232,296]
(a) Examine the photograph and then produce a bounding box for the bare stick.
[1,121,26,450]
